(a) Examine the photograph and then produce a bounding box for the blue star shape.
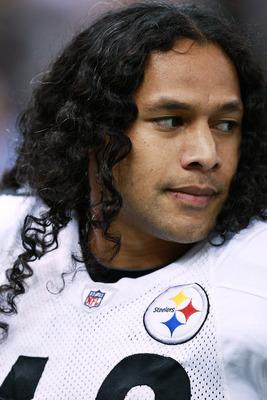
[162,312,184,336]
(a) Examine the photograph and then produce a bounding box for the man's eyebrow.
[142,98,197,113]
[141,98,243,113]
[216,100,243,113]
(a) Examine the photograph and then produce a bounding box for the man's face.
[113,40,243,245]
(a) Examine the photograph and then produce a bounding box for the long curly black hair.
[0,1,266,342]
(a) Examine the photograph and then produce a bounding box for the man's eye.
[154,117,183,128]
[214,121,238,132]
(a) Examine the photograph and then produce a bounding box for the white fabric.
[0,194,266,399]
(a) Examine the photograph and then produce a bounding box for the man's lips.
[168,186,218,207]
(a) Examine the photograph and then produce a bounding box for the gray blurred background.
[0,0,266,178]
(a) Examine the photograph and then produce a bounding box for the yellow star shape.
[170,289,190,309]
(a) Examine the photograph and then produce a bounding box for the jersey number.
[0,354,190,399]
[0,356,48,400]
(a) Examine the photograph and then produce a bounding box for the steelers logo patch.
[144,283,209,344]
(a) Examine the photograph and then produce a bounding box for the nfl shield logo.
[84,290,106,309]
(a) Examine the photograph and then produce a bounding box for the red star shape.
[179,299,200,323]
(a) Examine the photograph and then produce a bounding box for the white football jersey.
[0,194,266,400]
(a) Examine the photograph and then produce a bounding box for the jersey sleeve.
[212,220,267,399]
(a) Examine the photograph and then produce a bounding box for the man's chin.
[159,222,217,245]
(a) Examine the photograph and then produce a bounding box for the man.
[0,2,266,399]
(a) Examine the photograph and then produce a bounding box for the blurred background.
[0,0,266,179]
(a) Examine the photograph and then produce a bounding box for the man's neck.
[90,229,194,270]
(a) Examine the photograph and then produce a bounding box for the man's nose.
[180,121,222,172]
